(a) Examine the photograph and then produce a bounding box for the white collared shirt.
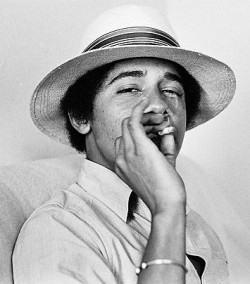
[13,159,229,283]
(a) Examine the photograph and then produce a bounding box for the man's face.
[85,58,187,170]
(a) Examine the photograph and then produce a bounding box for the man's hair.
[60,63,114,152]
[60,60,201,153]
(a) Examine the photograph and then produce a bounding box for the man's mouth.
[149,126,176,149]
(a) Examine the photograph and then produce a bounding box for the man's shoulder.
[24,183,93,224]
[15,185,105,250]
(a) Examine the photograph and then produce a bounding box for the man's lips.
[147,125,176,149]
[143,112,174,147]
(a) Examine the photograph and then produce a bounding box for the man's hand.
[114,98,186,216]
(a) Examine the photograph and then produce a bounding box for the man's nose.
[144,89,168,114]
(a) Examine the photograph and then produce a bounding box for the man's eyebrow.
[107,70,145,86]
[164,72,184,86]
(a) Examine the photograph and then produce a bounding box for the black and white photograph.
[1,1,250,283]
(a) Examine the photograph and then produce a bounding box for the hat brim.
[30,45,236,145]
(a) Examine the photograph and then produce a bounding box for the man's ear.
[68,112,91,135]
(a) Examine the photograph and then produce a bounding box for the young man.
[13,5,235,284]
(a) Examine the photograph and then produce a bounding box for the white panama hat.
[30,5,236,145]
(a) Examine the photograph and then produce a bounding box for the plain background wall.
[0,0,249,227]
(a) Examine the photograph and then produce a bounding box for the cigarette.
[158,126,175,136]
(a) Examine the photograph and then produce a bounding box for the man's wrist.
[150,198,186,219]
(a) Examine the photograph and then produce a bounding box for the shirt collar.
[77,158,191,223]
[77,158,132,222]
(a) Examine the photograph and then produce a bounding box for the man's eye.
[117,88,141,94]
[162,89,183,97]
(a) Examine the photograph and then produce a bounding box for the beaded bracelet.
[136,259,188,275]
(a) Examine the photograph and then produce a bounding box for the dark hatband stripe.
[83,26,179,52]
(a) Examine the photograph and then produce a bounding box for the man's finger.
[114,137,122,156]
[126,98,151,147]
[121,118,135,155]
[141,112,164,125]
[144,120,170,135]
[130,97,149,124]
[160,133,177,167]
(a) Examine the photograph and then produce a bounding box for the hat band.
[83,26,180,52]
